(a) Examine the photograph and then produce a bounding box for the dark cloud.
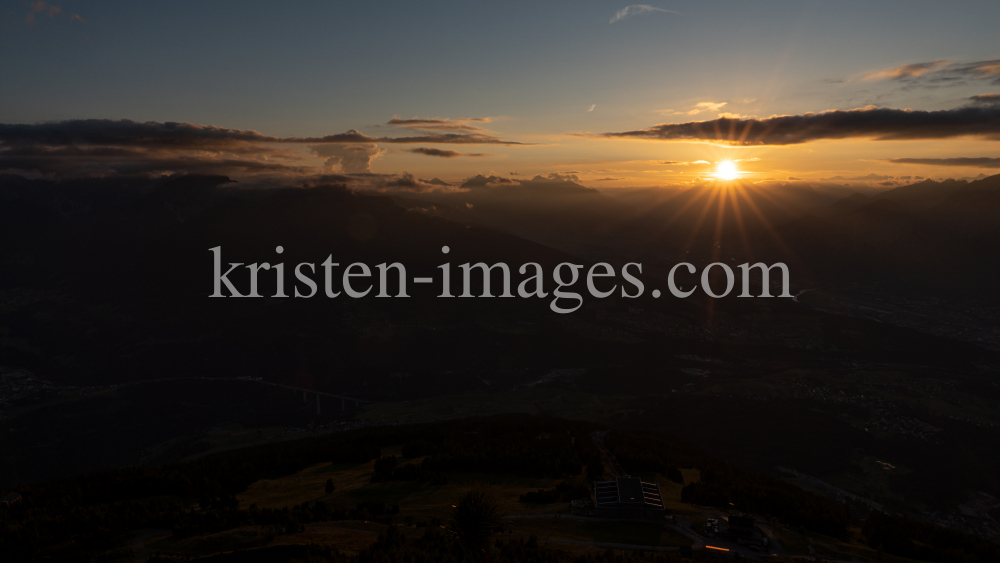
[412,147,460,158]
[305,130,527,146]
[0,119,525,177]
[407,148,491,158]
[388,116,491,132]
[602,105,1000,145]
[887,157,1000,169]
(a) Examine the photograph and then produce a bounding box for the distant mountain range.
[390,172,1000,301]
[774,174,1000,297]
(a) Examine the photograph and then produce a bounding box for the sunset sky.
[2,0,999,188]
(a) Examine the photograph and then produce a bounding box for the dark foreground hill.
[2,415,996,563]
[0,416,841,561]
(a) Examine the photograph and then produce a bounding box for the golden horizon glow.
[715,160,739,180]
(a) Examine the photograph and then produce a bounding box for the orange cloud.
[863,60,950,80]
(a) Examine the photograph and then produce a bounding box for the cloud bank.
[602,105,1000,145]
[0,119,526,177]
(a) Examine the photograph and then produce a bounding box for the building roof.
[617,477,645,505]
[594,477,664,510]
[594,480,620,507]
[640,481,664,509]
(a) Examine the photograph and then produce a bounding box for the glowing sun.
[716,160,738,180]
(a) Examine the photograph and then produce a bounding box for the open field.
[238,446,570,522]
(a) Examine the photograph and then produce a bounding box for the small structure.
[593,476,665,519]
[706,517,719,536]
[1,492,21,508]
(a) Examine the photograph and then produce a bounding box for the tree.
[666,466,684,484]
[450,485,504,558]
[325,478,334,494]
